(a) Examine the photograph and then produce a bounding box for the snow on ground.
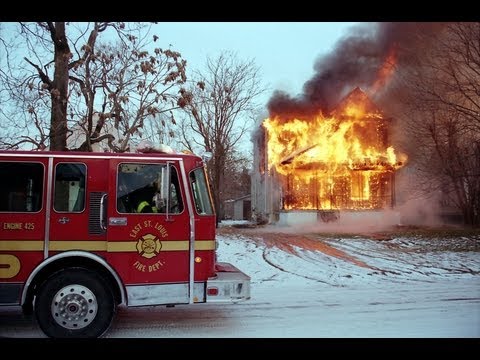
[213,220,480,337]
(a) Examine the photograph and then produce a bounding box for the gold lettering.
[24,222,35,230]
[129,223,143,239]
[3,223,23,230]
[144,220,152,228]
[154,223,168,238]
[148,260,164,272]
[133,260,146,272]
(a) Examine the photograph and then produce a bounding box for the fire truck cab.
[0,149,250,338]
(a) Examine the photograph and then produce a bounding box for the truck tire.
[35,268,116,338]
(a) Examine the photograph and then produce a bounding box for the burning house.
[252,87,406,225]
[249,23,452,226]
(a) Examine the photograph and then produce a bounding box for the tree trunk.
[210,152,226,228]
[49,22,70,151]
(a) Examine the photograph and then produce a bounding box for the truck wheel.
[35,268,116,338]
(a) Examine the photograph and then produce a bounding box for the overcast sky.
[152,22,358,108]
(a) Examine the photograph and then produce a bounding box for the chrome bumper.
[206,262,251,303]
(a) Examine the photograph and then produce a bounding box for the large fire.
[263,87,406,211]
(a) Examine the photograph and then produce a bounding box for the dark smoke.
[267,22,445,119]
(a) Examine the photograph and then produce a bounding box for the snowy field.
[212,220,480,338]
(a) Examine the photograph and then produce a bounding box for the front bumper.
[206,262,251,303]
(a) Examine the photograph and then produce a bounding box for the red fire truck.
[0,148,250,338]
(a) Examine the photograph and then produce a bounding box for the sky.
[152,22,358,113]
[2,220,478,338]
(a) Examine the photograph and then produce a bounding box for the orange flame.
[263,88,406,211]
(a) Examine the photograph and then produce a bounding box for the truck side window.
[0,162,44,212]
[117,163,183,214]
[53,163,86,212]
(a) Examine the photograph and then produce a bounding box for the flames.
[263,88,406,211]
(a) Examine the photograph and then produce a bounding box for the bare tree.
[142,112,181,150]
[67,36,187,152]
[222,149,252,201]
[0,22,169,151]
[179,52,264,222]
[0,23,53,150]
[386,22,480,226]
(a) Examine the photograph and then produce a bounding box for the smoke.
[250,108,269,144]
[393,166,446,227]
[266,209,403,235]
[267,22,445,119]
[253,207,441,235]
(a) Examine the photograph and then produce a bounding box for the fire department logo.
[136,234,162,259]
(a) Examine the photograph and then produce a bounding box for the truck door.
[0,158,47,304]
[106,159,191,305]
[48,158,108,255]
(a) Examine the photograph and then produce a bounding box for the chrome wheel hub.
[51,284,98,330]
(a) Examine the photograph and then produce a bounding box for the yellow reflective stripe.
[107,241,190,252]
[0,241,44,251]
[107,242,136,252]
[107,240,216,252]
[195,240,216,251]
[160,241,189,251]
[50,241,107,251]
[0,240,216,252]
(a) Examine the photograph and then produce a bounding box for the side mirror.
[156,164,171,215]
[160,165,171,199]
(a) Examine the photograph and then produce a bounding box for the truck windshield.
[117,163,183,214]
[190,168,214,215]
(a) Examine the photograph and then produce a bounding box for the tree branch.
[24,57,52,88]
